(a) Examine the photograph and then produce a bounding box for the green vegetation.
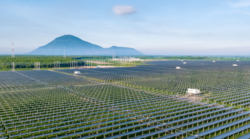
[1,55,250,71]
[0,55,143,71]
[0,55,80,70]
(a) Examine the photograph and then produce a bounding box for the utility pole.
[12,62,15,71]
[12,43,15,57]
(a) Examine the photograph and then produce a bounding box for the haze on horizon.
[1,0,250,55]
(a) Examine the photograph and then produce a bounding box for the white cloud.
[231,0,250,8]
[113,6,136,15]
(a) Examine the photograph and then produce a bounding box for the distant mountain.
[105,46,143,55]
[27,35,144,55]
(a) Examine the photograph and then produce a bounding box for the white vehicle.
[186,88,201,95]
[176,66,181,69]
[74,71,81,75]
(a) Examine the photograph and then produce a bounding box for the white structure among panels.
[74,71,81,75]
[186,88,201,95]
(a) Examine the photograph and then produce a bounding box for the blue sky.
[1,0,250,55]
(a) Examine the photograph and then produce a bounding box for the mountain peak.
[54,35,82,41]
[110,46,132,49]
[107,46,143,55]
[27,35,144,55]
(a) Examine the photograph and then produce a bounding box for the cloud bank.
[113,6,136,15]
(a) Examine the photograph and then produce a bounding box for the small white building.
[112,57,143,62]
[176,66,181,69]
[233,64,238,66]
[183,62,186,64]
[186,88,201,95]
[74,71,81,75]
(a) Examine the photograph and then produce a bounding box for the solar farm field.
[1,61,250,139]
